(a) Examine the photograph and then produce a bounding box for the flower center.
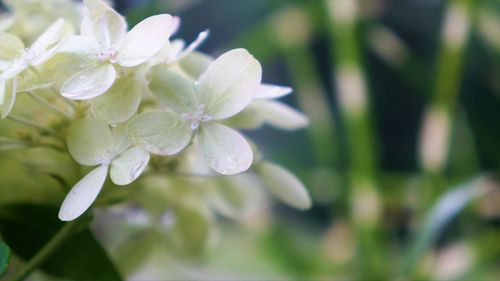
[182,104,213,130]
[95,46,118,63]
[13,48,36,67]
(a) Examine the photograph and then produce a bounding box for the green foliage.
[0,242,10,276]
[0,204,123,281]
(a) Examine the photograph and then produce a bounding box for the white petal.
[56,35,100,55]
[111,123,132,155]
[1,78,16,118]
[116,14,175,67]
[0,65,24,82]
[197,49,262,120]
[84,0,113,13]
[30,18,65,56]
[255,161,312,210]
[91,77,142,124]
[0,32,24,59]
[198,123,253,175]
[255,100,309,130]
[254,84,293,99]
[170,30,209,63]
[67,119,114,166]
[178,51,214,80]
[58,165,109,221]
[61,64,116,100]
[110,147,150,186]
[89,11,127,48]
[148,65,197,113]
[127,111,192,156]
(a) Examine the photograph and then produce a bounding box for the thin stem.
[10,221,80,281]
[26,92,73,119]
[6,115,62,139]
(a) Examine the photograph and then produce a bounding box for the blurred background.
[1,0,500,280]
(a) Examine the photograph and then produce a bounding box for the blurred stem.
[269,7,337,167]
[6,115,63,140]
[418,0,474,180]
[10,221,80,281]
[26,92,73,119]
[325,0,383,278]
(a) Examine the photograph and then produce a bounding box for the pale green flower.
[58,119,150,221]
[0,18,65,118]
[58,0,176,100]
[128,49,262,175]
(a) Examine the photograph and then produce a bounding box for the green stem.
[325,0,383,278]
[26,92,73,119]
[10,221,80,281]
[6,115,62,139]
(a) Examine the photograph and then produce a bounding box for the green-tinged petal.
[30,18,65,56]
[67,119,114,166]
[127,111,192,156]
[197,48,262,120]
[116,14,174,67]
[110,147,150,186]
[255,161,312,210]
[178,51,213,80]
[198,123,253,175]
[255,100,309,130]
[254,84,293,99]
[61,64,116,100]
[0,32,24,59]
[112,123,132,155]
[89,11,126,48]
[149,65,197,113]
[1,78,16,119]
[57,35,100,55]
[91,77,142,125]
[222,104,264,130]
[58,165,109,221]
[170,30,209,63]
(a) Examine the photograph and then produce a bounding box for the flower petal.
[177,51,213,80]
[170,30,209,63]
[30,18,65,56]
[84,0,114,14]
[127,111,192,156]
[91,77,142,125]
[197,49,262,120]
[116,14,175,67]
[149,64,197,113]
[58,165,109,221]
[254,84,293,99]
[0,65,24,82]
[56,35,100,55]
[254,100,309,130]
[1,78,16,118]
[67,119,114,166]
[255,161,312,210]
[110,147,150,186]
[198,123,253,175]
[88,11,127,48]
[61,64,116,100]
[0,32,24,59]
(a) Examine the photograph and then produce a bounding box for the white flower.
[58,119,150,221]
[128,48,262,175]
[58,0,177,100]
[0,18,65,117]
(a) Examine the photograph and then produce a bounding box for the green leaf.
[254,161,312,210]
[0,241,10,276]
[401,176,495,277]
[91,77,142,125]
[0,204,123,281]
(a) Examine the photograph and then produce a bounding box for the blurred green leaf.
[0,204,123,281]
[0,241,10,276]
[401,176,495,277]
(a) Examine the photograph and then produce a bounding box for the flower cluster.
[0,0,311,222]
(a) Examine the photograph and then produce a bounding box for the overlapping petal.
[110,147,150,186]
[61,64,116,100]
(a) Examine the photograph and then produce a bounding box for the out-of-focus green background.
[1,0,499,280]
[111,0,499,280]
